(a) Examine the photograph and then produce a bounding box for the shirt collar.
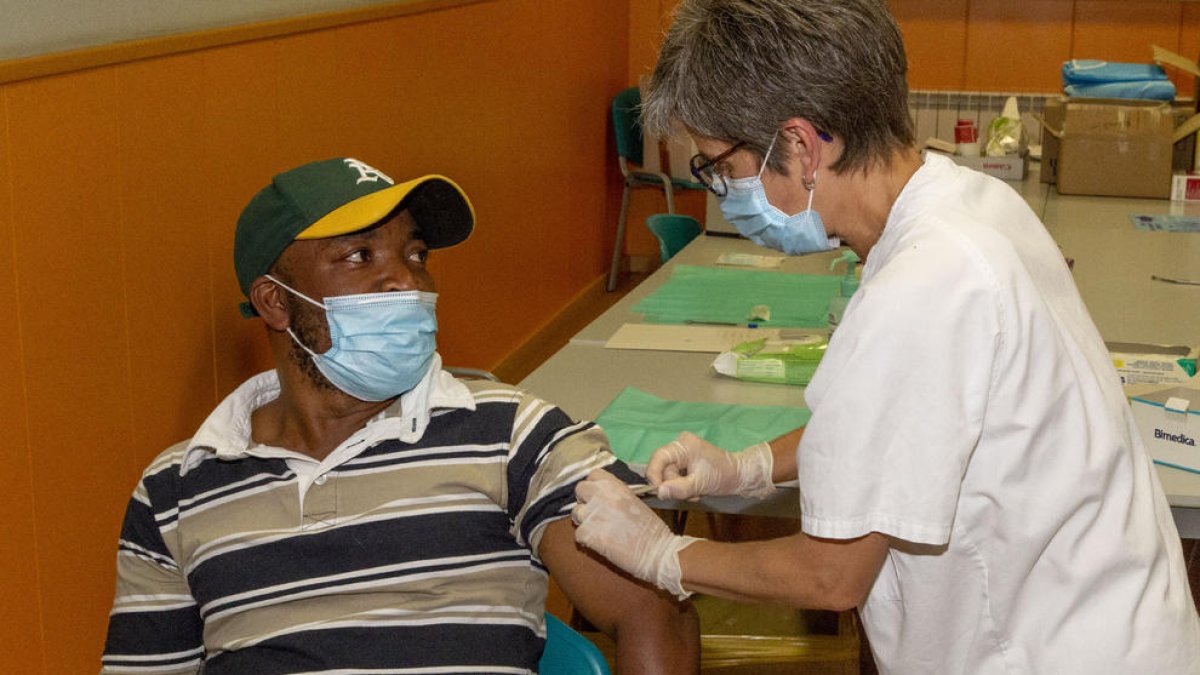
[862,151,947,284]
[179,353,475,475]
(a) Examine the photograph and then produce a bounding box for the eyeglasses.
[689,130,833,197]
[689,141,747,197]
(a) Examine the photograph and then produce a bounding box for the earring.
[802,174,817,191]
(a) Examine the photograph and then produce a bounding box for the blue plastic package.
[1064,80,1176,101]
[1062,60,1168,84]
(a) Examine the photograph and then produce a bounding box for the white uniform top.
[799,152,1200,674]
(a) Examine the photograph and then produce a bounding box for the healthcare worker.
[571,1,1200,672]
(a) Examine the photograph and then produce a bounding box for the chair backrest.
[539,612,610,675]
[646,213,703,263]
[444,366,499,382]
[611,86,644,164]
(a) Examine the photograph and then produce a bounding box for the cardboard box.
[1129,386,1200,472]
[949,153,1027,181]
[1054,98,1175,198]
[1153,44,1200,113]
[1040,100,1200,187]
[1039,96,1064,184]
[1171,172,1200,201]
[1108,341,1199,386]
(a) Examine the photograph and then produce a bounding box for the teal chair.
[646,213,703,264]
[607,86,702,292]
[540,612,610,674]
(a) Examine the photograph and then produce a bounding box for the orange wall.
[0,1,631,671]
[893,0,1200,95]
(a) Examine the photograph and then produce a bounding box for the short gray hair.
[643,0,914,174]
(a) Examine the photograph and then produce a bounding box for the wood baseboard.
[491,273,612,384]
[492,265,653,385]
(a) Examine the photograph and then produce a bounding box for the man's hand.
[572,470,697,600]
[645,431,776,500]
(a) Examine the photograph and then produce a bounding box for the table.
[520,163,1200,536]
[1040,192,1200,346]
[1036,179,1200,535]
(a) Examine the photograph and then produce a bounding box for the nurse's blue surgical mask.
[718,134,838,255]
[266,274,437,401]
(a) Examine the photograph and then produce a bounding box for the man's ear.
[249,276,291,332]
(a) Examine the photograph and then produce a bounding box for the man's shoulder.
[459,379,526,406]
[140,438,194,480]
[460,377,517,393]
[122,439,193,505]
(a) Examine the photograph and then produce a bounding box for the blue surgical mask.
[718,136,838,255]
[266,275,438,401]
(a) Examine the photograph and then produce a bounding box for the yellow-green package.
[711,334,828,386]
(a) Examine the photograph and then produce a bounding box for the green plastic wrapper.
[712,334,828,386]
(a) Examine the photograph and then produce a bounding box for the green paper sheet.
[632,264,841,327]
[595,387,811,466]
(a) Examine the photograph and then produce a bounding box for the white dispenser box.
[1108,342,1198,387]
[1130,387,1200,473]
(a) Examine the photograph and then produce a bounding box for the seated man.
[101,157,699,674]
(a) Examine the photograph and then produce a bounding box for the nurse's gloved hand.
[573,470,698,601]
[647,432,776,501]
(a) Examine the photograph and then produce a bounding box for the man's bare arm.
[539,518,700,674]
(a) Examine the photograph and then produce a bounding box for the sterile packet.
[711,334,828,386]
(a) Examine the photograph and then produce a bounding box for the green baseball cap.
[234,157,475,317]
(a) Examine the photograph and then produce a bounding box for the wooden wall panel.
[6,68,130,674]
[893,1,1200,96]
[964,0,1075,92]
[117,54,217,461]
[1073,2,1182,61]
[197,40,282,398]
[1179,4,1200,98]
[539,1,633,278]
[0,90,46,675]
[890,0,970,90]
[272,22,405,164]
[619,0,705,260]
[1073,2,1187,94]
[629,0,664,85]
[378,1,564,366]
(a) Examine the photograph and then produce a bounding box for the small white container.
[957,141,981,157]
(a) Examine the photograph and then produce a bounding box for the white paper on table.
[605,323,781,352]
[716,252,785,268]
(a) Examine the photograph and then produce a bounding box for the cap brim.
[296,174,474,249]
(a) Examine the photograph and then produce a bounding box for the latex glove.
[646,431,776,501]
[572,470,698,600]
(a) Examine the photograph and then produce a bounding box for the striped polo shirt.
[102,365,636,674]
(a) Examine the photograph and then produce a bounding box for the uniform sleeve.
[505,391,641,554]
[101,471,204,674]
[798,232,1000,545]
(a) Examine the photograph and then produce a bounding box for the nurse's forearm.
[769,428,804,483]
[677,531,888,611]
